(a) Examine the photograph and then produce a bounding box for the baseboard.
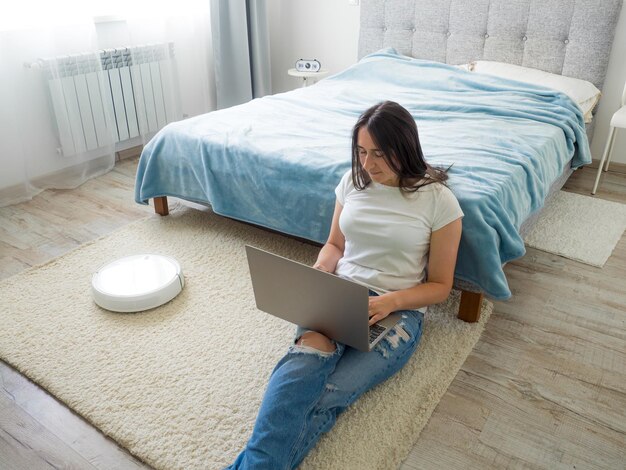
[116,145,143,161]
[3,149,621,206]
[588,158,626,174]
[0,154,131,206]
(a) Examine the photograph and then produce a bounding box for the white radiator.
[36,43,179,157]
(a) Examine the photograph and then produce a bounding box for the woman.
[228,101,463,469]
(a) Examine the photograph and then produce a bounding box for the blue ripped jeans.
[226,292,424,470]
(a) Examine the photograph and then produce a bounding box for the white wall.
[590,4,626,166]
[268,1,626,166]
[267,0,360,95]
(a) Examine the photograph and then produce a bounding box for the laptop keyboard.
[369,323,386,345]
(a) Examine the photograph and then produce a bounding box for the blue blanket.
[135,48,590,300]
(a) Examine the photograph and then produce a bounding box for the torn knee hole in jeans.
[290,343,336,357]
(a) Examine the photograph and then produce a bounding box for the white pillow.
[460,61,600,123]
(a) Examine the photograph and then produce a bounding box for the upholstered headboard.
[358,0,622,91]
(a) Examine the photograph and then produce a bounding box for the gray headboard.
[358,0,622,91]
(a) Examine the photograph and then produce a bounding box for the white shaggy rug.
[524,191,626,267]
[0,208,491,470]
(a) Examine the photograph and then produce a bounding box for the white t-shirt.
[334,170,464,294]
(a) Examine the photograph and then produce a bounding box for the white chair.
[592,80,626,195]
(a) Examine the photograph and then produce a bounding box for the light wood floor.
[1,159,625,469]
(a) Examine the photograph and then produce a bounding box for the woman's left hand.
[368,294,396,326]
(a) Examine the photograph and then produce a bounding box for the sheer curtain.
[210,0,271,109]
[0,1,213,207]
[0,17,115,207]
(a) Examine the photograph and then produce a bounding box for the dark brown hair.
[351,101,448,193]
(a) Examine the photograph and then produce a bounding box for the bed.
[135,0,622,322]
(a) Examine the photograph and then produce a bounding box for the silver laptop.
[245,245,401,352]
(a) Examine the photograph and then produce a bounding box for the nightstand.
[288,68,329,88]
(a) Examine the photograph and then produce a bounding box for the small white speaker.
[295,59,321,72]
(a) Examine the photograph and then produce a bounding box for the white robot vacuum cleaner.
[92,254,184,312]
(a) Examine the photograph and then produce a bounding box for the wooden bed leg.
[153,196,169,216]
[458,290,483,323]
